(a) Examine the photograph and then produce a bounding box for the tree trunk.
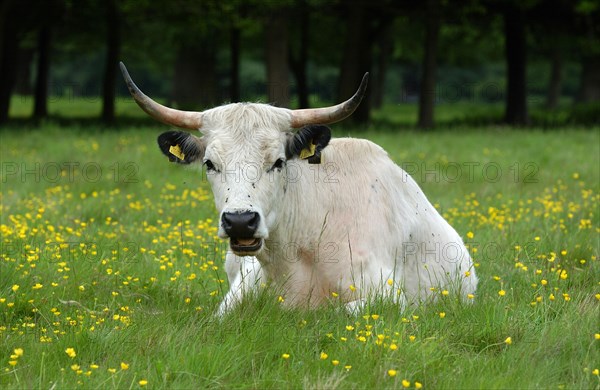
[372,24,392,110]
[14,48,34,95]
[229,26,241,102]
[172,39,218,110]
[417,0,440,129]
[503,4,529,125]
[338,4,372,124]
[265,9,290,107]
[545,46,562,109]
[33,25,51,119]
[577,56,600,102]
[289,0,309,109]
[0,0,17,124]
[101,0,120,124]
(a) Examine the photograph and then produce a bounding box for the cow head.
[120,62,367,256]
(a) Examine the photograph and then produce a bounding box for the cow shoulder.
[325,138,389,163]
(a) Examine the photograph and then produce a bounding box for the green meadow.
[1,101,599,389]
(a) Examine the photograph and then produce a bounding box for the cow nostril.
[221,211,260,238]
[248,212,259,231]
[221,215,233,231]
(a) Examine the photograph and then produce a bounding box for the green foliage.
[567,102,600,124]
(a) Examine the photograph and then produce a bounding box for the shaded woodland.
[1,0,599,127]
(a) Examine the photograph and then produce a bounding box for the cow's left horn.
[289,72,368,128]
[119,62,203,130]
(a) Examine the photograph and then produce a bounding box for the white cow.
[120,63,478,315]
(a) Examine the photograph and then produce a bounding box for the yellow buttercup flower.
[65,348,76,358]
[282,353,290,359]
[388,369,397,377]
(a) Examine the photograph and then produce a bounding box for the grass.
[0,111,599,388]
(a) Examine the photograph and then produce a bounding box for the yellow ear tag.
[299,142,316,160]
[169,144,185,160]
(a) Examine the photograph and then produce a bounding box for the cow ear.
[285,125,331,164]
[157,131,206,164]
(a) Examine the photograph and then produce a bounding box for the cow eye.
[269,158,285,172]
[204,159,218,172]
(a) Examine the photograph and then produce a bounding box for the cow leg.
[216,254,263,317]
[345,299,366,314]
[344,267,409,315]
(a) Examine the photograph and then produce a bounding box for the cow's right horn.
[120,62,203,130]
[289,72,368,128]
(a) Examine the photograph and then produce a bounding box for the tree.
[172,39,218,109]
[575,1,600,102]
[417,0,441,129]
[265,7,290,107]
[338,2,373,124]
[545,46,563,108]
[502,2,529,125]
[33,25,52,119]
[289,0,310,108]
[101,0,121,124]
[229,25,241,103]
[0,0,19,123]
[371,23,393,110]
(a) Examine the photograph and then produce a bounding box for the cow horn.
[289,72,369,128]
[119,62,203,130]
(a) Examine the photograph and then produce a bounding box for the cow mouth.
[230,237,262,254]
